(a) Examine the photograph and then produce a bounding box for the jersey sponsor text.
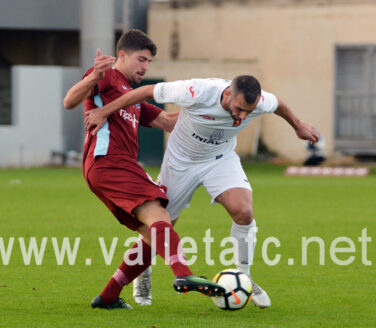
[192,132,228,145]
[120,109,139,129]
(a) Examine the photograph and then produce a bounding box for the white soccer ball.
[211,268,252,310]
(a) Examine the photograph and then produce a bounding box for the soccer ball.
[211,268,252,310]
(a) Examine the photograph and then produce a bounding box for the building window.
[0,67,11,125]
[335,45,376,154]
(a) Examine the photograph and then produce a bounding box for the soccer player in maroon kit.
[64,29,224,309]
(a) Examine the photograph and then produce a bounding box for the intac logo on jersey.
[119,109,139,129]
[191,132,228,145]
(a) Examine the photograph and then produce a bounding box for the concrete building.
[147,0,376,160]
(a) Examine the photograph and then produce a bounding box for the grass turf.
[0,164,375,327]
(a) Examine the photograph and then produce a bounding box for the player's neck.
[113,61,122,73]
[113,63,133,85]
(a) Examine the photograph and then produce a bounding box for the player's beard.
[229,110,239,121]
[133,71,145,84]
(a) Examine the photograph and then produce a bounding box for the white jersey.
[153,78,278,164]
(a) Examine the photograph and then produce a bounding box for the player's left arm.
[274,98,319,144]
[85,79,202,134]
[149,111,180,132]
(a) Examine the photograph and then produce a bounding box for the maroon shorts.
[85,155,168,231]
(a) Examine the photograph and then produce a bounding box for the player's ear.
[118,50,127,62]
[222,87,231,100]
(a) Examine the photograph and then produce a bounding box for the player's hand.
[85,108,107,135]
[295,121,319,144]
[92,48,116,80]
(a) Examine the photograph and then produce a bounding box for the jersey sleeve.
[255,90,279,114]
[139,101,163,127]
[153,79,205,107]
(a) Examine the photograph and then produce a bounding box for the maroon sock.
[150,221,193,277]
[100,239,152,304]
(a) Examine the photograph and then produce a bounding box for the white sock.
[230,219,257,277]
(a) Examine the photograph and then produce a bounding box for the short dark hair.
[116,29,157,56]
[232,75,261,104]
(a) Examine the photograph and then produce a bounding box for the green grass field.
[0,164,375,328]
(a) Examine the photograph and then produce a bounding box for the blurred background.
[0,0,375,167]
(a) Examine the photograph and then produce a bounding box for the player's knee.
[135,200,172,227]
[233,207,253,225]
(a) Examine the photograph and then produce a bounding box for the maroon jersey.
[82,67,162,176]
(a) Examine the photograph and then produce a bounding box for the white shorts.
[157,151,252,220]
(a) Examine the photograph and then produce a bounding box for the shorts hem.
[210,185,252,205]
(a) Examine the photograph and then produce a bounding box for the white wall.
[0,66,81,167]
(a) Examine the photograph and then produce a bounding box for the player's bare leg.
[216,188,271,309]
[133,218,179,305]
[93,201,223,310]
[93,204,173,310]
[134,201,225,297]
[92,223,153,310]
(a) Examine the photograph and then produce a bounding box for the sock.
[138,234,153,277]
[230,219,257,277]
[100,239,152,304]
[150,221,193,277]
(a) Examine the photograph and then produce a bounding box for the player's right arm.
[63,49,115,109]
[274,98,319,144]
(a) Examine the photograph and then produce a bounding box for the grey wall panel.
[0,0,123,30]
[61,67,84,152]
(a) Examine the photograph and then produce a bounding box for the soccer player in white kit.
[85,75,319,309]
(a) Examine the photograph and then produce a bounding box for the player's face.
[227,92,260,121]
[119,49,153,84]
